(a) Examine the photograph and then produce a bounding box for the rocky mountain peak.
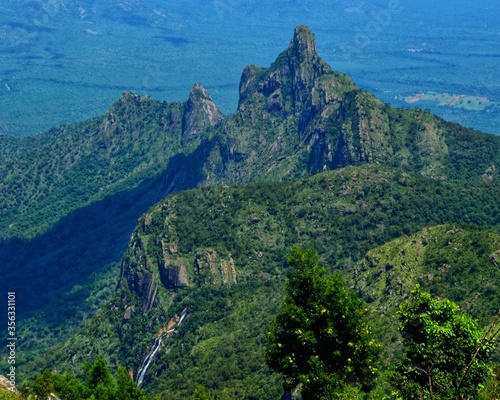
[237,25,332,118]
[182,83,224,144]
[288,24,318,62]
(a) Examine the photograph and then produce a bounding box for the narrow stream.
[136,308,188,387]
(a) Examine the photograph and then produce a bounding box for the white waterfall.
[135,308,188,387]
[136,334,165,387]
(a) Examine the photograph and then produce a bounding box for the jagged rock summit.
[238,25,333,116]
[182,83,224,144]
[230,25,500,179]
[288,24,319,61]
[285,25,332,115]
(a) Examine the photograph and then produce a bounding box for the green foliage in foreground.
[266,247,382,399]
[393,286,498,400]
[24,243,500,400]
[0,392,20,400]
[354,224,500,366]
[29,355,147,400]
[480,364,500,399]
[17,166,500,397]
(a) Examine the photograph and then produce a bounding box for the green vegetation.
[480,364,500,399]
[27,165,498,398]
[123,165,500,291]
[2,25,500,400]
[353,225,500,365]
[393,285,498,400]
[0,94,187,239]
[0,392,21,400]
[31,282,284,399]
[28,355,147,400]
[405,92,499,112]
[2,26,500,242]
[266,247,381,399]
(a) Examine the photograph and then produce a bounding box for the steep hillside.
[356,225,500,322]
[31,166,500,398]
[0,134,23,164]
[354,225,500,363]
[2,25,500,241]
[214,25,500,183]
[2,25,500,394]
[0,88,224,239]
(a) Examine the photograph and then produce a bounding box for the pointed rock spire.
[182,83,224,144]
[288,25,318,62]
[286,26,331,116]
[236,25,333,125]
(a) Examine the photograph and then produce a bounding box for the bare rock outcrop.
[195,248,237,287]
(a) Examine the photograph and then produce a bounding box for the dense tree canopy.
[392,285,498,400]
[266,246,381,399]
[27,355,146,400]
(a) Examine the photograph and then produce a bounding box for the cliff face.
[120,201,239,314]
[195,248,237,287]
[214,24,499,182]
[7,25,500,388]
[118,24,500,313]
[182,83,224,144]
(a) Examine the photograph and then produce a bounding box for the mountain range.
[1,25,499,398]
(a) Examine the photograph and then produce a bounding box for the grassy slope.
[32,165,500,398]
[354,225,500,363]
[2,26,500,396]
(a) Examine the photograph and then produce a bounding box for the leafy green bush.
[393,285,497,400]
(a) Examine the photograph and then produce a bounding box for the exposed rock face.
[160,264,189,289]
[482,164,496,181]
[119,235,159,314]
[286,25,332,116]
[195,248,237,287]
[229,24,461,180]
[246,25,332,119]
[239,65,265,104]
[0,374,17,394]
[490,250,500,267]
[139,270,159,314]
[165,314,180,331]
[182,83,224,144]
[160,240,189,289]
[117,24,500,320]
[123,305,135,320]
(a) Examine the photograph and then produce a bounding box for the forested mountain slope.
[2,25,499,240]
[2,26,500,396]
[30,165,500,398]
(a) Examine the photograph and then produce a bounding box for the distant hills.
[1,26,499,397]
[2,26,500,239]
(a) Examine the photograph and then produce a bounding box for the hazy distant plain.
[0,0,498,136]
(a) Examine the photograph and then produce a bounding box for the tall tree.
[393,285,498,400]
[266,246,381,399]
[85,355,117,400]
[31,369,54,399]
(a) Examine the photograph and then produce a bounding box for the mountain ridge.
[1,25,500,397]
[30,165,500,397]
[2,24,500,240]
